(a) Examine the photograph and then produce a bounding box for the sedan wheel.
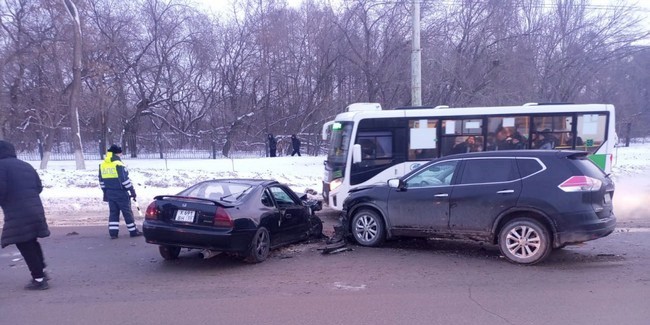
[499,218,551,265]
[244,227,270,263]
[159,245,181,260]
[351,209,385,247]
[308,216,324,239]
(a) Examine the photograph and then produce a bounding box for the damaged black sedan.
[143,179,322,263]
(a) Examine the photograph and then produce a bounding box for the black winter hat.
[107,144,123,153]
[0,140,17,159]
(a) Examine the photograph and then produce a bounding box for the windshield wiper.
[219,186,252,201]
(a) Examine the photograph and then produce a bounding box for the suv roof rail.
[394,106,437,110]
[523,102,574,106]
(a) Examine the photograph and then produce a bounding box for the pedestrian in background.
[291,134,301,156]
[98,144,142,239]
[0,140,51,290]
[268,133,277,157]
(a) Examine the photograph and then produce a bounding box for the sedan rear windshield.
[179,182,254,202]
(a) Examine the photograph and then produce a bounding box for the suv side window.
[460,158,518,184]
[406,160,459,188]
[516,158,544,178]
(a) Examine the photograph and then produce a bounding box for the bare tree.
[1,0,648,157]
[62,0,85,169]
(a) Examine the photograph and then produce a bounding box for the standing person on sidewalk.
[0,140,51,290]
[268,133,277,157]
[98,144,142,239]
[290,134,302,156]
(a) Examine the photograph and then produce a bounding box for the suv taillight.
[145,202,158,220]
[214,207,234,228]
[558,176,602,192]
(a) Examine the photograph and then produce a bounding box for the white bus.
[321,102,616,211]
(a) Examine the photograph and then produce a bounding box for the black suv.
[341,150,616,264]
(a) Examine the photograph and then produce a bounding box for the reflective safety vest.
[99,152,133,191]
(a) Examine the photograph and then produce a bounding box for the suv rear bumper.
[555,215,616,247]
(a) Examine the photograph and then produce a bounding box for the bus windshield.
[327,122,353,164]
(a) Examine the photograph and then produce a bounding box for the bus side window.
[359,139,376,159]
[576,114,606,153]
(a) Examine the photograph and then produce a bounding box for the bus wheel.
[351,209,385,247]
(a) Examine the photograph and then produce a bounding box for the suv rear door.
[449,158,522,238]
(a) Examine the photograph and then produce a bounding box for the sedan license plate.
[174,210,196,222]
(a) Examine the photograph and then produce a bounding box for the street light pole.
[411,0,422,107]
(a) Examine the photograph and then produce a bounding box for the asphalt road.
[1,208,649,325]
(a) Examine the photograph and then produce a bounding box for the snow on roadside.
[611,143,650,177]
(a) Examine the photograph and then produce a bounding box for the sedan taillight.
[558,176,602,192]
[214,207,234,228]
[145,202,159,220]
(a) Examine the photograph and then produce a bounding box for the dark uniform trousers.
[106,190,137,237]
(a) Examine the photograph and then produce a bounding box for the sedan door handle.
[496,190,515,194]
[433,193,449,198]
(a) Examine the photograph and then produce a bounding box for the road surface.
[1,208,649,325]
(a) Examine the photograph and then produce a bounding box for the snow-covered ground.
[2,144,650,226]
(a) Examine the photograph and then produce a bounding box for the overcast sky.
[197,0,648,43]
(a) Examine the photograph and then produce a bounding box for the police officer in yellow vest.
[98,145,142,239]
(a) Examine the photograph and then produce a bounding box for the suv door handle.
[434,193,449,198]
[496,190,515,194]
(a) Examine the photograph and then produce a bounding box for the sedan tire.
[159,245,181,260]
[351,209,385,247]
[244,227,270,263]
[308,216,324,239]
[498,218,551,265]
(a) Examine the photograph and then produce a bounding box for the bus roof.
[332,103,614,122]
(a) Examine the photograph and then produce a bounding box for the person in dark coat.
[268,134,277,157]
[0,140,50,290]
[449,136,478,155]
[98,144,142,239]
[290,134,301,156]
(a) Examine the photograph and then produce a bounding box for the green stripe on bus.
[588,154,606,170]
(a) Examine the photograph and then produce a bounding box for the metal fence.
[12,131,326,161]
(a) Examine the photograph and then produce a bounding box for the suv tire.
[498,218,551,265]
[351,209,385,247]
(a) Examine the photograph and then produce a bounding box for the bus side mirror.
[352,144,362,164]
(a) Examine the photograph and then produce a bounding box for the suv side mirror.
[352,144,362,164]
[387,178,405,190]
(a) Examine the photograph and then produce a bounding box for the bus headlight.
[330,178,342,192]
